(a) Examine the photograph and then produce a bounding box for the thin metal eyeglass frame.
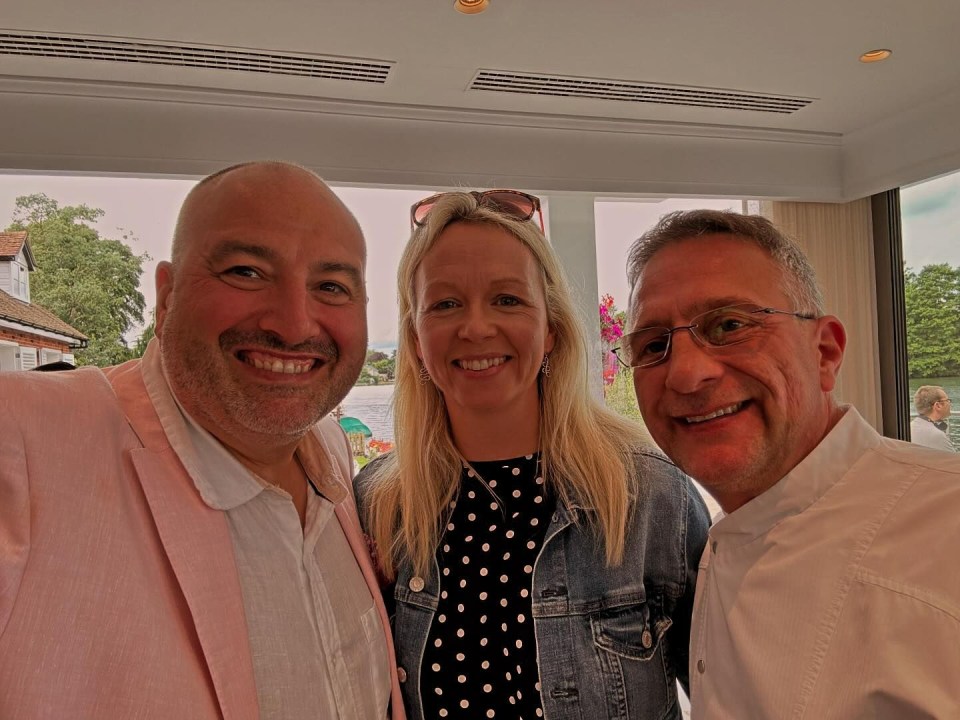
[410,189,544,231]
[612,305,817,370]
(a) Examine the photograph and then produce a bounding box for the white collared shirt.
[690,406,960,719]
[142,348,390,720]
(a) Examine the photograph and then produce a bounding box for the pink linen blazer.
[0,359,405,720]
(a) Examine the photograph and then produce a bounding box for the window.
[900,169,960,449]
[19,347,38,371]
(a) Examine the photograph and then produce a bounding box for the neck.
[449,405,541,462]
[716,402,847,515]
[194,416,305,485]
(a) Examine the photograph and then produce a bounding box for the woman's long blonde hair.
[366,192,651,579]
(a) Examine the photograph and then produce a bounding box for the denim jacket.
[356,450,710,720]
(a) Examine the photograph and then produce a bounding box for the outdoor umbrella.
[339,416,372,437]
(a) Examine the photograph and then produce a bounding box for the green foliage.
[8,194,150,367]
[904,263,960,378]
[604,368,645,425]
[133,314,156,358]
[357,348,396,385]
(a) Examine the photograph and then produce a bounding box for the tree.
[903,263,960,378]
[8,194,150,367]
[133,314,156,358]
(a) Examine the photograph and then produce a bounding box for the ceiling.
[1,0,958,200]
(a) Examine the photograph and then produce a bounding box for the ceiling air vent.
[470,69,813,114]
[0,32,393,84]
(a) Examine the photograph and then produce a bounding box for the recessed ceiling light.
[859,49,892,63]
[455,0,489,14]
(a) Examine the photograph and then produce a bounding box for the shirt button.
[409,576,425,592]
[397,667,407,683]
[697,659,706,674]
[641,630,653,649]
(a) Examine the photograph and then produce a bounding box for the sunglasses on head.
[410,189,544,231]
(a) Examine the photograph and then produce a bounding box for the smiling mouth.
[683,402,745,424]
[239,350,320,375]
[455,356,507,371]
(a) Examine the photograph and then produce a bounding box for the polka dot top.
[421,453,555,720]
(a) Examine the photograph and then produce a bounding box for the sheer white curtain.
[760,199,882,430]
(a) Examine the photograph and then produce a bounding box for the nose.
[457,304,497,341]
[258,282,322,345]
[662,329,724,394]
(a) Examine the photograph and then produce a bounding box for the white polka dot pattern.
[421,453,553,720]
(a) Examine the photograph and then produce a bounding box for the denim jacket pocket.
[590,602,673,661]
[588,603,679,719]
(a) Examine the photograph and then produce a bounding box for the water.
[340,384,395,440]
[907,377,960,447]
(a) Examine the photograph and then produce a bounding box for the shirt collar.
[709,405,883,544]
[140,339,346,510]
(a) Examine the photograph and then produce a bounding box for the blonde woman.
[356,190,709,720]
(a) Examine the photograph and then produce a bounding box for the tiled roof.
[0,289,87,343]
[0,231,27,258]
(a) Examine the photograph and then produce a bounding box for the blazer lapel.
[106,360,259,720]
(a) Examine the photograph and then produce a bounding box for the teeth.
[685,403,743,424]
[459,357,506,371]
[246,353,314,375]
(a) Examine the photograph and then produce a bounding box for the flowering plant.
[599,294,626,387]
[599,294,624,344]
[368,438,394,455]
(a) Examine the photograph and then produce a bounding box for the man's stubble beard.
[160,316,364,440]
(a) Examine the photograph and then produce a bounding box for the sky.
[901,167,960,269]
[2,168,959,347]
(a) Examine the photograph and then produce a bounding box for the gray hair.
[626,209,825,316]
[914,385,947,415]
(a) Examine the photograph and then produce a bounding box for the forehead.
[630,234,789,323]
[182,167,365,261]
[416,222,543,287]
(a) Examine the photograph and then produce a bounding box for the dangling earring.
[418,362,431,384]
[540,353,551,377]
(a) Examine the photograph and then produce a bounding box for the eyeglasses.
[937,397,953,404]
[613,303,817,369]
[410,189,544,231]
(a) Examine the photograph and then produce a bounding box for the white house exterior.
[0,231,86,371]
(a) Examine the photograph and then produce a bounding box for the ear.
[412,332,424,364]
[815,315,846,393]
[154,262,175,341]
[545,324,556,355]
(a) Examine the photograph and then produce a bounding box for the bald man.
[0,162,404,720]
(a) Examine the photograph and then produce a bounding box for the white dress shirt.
[143,351,390,720]
[690,406,960,719]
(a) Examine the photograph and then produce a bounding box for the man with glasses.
[622,209,960,719]
[910,385,956,452]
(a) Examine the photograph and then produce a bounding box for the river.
[340,383,396,441]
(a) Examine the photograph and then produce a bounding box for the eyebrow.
[635,296,758,327]
[209,240,364,288]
